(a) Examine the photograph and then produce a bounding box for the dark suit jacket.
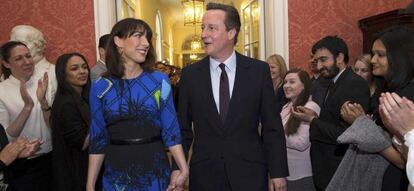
[51,93,90,191]
[178,52,288,191]
[0,125,8,171]
[309,67,370,190]
[310,75,330,107]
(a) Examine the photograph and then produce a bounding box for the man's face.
[313,48,339,79]
[201,9,236,60]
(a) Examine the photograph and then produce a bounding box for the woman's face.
[65,55,89,88]
[3,45,34,81]
[267,59,281,80]
[116,30,149,64]
[353,60,372,82]
[371,39,389,77]
[283,73,304,102]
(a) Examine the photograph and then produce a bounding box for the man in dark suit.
[309,57,330,107]
[291,36,370,191]
[171,2,288,191]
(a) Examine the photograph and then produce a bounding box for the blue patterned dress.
[89,71,181,191]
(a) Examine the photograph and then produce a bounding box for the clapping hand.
[19,80,34,110]
[379,92,414,137]
[291,106,318,122]
[340,101,365,124]
[36,72,49,104]
[18,138,42,158]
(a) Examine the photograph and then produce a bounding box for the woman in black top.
[51,53,91,191]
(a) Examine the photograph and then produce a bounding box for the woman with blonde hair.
[267,54,288,109]
[352,54,382,114]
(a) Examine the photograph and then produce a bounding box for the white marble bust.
[10,25,57,103]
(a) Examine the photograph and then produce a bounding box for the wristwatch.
[41,105,51,111]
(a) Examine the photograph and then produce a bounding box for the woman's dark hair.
[0,41,29,78]
[373,26,414,91]
[284,68,312,136]
[55,52,91,102]
[104,18,155,79]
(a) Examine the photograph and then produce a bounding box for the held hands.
[268,177,287,191]
[168,169,189,191]
[379,92,414,137]
[291,106,318,122]
[340,101,365,124]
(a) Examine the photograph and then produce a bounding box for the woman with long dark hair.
[329,26,414,191]
[0,41,52,191]
[282,69,320,191]
[51,52,91,191]
[86,18,188,191]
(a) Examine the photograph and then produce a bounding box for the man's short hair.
[206,2,241,45]
[311,36,349,64]
[98,34,111,49]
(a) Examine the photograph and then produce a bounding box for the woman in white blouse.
[0,41,52,191]
[281,68,320,191]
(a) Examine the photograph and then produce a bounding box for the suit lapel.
[197,58,223,130]
[224,53,250,128]
[326,67,351,101]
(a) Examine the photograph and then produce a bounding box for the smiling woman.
[0,41,53,191]
[51,52,93,191]
[86,18,189,191]
[281,68,320,191]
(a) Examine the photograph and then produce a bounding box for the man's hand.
[291,106,318,122]
[268,177,287,191]
[340,101,365,124]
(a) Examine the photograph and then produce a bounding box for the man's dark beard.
[321,60,340,79]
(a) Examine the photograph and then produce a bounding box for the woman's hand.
[0,138,26,166]
[18,138,42,158]
[380,92,414,137]
[36,72,49,105]
[341,101,365,124]
[20,80,34,110]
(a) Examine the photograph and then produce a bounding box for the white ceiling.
[159,0,184,25]
[157,0,238,26]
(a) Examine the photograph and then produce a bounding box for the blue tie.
[219,63,230,121]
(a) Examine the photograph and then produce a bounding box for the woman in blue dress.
[86,18,189,191]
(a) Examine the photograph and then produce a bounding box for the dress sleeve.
[159,75,181,148]
[88,82,109,154]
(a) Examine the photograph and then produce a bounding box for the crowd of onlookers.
[1,2,414,191]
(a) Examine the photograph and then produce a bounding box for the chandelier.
[190,35,202,50]
[182,0,204,26]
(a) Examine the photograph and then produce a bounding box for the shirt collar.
[209,51,236,72]
[8,74,34,85]
[98,59,106,65]
[332,67,346,83]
